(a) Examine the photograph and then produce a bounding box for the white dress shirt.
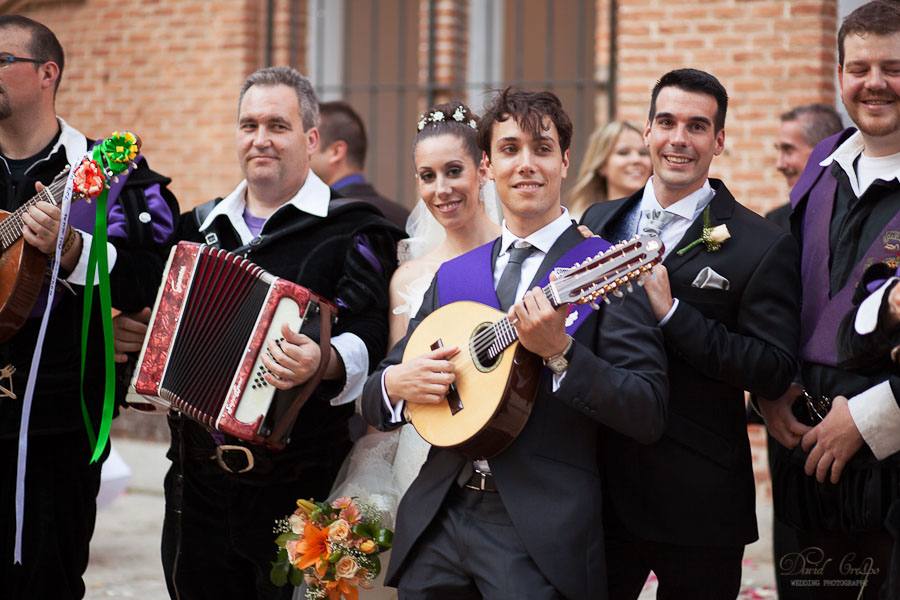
[821,132,900,458]
[637,178,715,326]
[820,130,900,198]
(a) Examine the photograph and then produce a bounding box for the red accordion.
[130,242,336,448]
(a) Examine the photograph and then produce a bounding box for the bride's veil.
[397,180,503,264]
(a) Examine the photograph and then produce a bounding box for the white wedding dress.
[293,188,502,600]
[292,236,437,600]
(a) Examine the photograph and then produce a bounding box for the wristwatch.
[543,335,574,374]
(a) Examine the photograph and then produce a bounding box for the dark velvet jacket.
[0,128,178,438]
[175,190,404,464]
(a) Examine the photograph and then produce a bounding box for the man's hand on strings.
[384,345,458,406]
[511,286,569,359]
[21,195,62,255]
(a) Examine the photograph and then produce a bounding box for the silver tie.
[640,208,674,237]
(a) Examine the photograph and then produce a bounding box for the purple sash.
[794,131,900,365]
[28,154,145,317]
[436,236,612,336]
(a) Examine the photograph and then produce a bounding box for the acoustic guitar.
[403,235,663,459]
[0,166,78,342]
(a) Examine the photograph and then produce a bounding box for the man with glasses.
[0,16,178,600]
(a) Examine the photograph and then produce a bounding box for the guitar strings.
[444,256,646,378]
[0,177,69,246]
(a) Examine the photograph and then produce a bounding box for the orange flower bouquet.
[270,497,393,599]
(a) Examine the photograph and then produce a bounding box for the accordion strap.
[267,301,334,449]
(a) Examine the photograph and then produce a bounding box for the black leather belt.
[465,470,498,492]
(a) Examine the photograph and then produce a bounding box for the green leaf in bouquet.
[275,531,299,547]
[270,559,291,587]
[370,555,382,577]
[376,528,394,548]
[352,523,376,539]
[288,564,304,587]
[328,549,343,563]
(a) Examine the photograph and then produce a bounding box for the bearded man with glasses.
[0,16,178,600]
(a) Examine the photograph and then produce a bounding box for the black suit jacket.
[582,179,801,548]
[361,224,669,599]
[336,181,409,231]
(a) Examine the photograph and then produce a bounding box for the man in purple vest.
[361,88,668,599]
[0,15,178,600]
[759,1,900,596]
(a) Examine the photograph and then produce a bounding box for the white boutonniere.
[677,205,731,256]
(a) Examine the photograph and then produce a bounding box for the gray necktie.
[496,243,535,311]
[640,208,674,237]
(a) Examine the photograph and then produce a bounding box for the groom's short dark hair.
[477,88,573,158]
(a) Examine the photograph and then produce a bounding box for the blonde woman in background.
[568,120,651,220]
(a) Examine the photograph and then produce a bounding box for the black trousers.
[161,439,348,600]
[604,528,744,600]
[396,485,563,600]
[1,430,106,600]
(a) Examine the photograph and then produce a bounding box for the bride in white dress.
[306,101,500,600]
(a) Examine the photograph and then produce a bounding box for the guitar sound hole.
[471,323,501,373]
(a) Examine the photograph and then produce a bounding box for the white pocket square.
[691,266,730,290]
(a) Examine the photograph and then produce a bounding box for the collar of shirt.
[332,173,366,190]
[636,178,714,259]
[199,170,331,244]
[499,206,574,257]
[0,117,88,178]
[494,207,574,299]
[820,130,900,197]
[638,176,713,222]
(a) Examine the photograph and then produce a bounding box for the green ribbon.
[79,134,136,463]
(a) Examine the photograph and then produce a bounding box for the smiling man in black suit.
[582,68,801,598]
[361,88,669,599]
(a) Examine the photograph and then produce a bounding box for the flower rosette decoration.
[75,130,142,465]
[271,497,394,599]
[72,158,104,200]
[71,131,141,202]
[676,204,731,256]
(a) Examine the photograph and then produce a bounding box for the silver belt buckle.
[215,445,254,473]
[467,470,488,491]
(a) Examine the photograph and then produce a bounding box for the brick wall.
[614,0,839,215]
[18,0,280,211]
[18,0,840,216]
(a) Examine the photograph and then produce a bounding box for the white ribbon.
[14,164,77,563]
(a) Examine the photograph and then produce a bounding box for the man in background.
[768,103,843,228]
[311,100,409,229]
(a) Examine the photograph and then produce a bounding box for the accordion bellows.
[131,242,333,445]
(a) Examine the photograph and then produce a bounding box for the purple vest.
[792,129,900,366]
[436,235,612,336]
[30,154,145,316]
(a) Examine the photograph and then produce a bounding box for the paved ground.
[84,437,777,599]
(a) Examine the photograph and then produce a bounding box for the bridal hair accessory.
[417,105,478,132]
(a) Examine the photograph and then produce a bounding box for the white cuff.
[327,332,368,406]
[552,371,566,392]
[66,230,118,285]
[847,380,900,460]
[657,298,680,327]
[381,366,405,423]
[855,277,897,334]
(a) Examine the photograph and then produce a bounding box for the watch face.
[547,357,567,374]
